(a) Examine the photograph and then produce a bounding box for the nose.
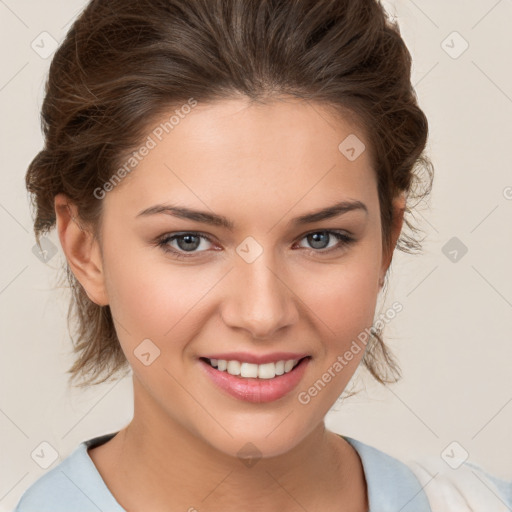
[220,253,299,340]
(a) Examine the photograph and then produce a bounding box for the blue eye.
[297,231,354,252]
[156,232,214,259]
[155,230,355,260]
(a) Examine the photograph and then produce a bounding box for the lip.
[200,352,310,364]
[198,356,311,403]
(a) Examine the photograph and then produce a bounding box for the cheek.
[330,272,378,334]
[297,257,380,346]
[102,238,220,367]
[294,265,379,407]
[101,235,193,343]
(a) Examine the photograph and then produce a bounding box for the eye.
[156,232,215,259]
[295,230,355,255]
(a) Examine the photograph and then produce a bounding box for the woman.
[15,0,440,510]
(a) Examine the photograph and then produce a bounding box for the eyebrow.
[136,199,368,230]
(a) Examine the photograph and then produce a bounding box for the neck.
[90,379,368,512]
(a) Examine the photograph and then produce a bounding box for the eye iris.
[308,232,329,249]
[177,234,200,251]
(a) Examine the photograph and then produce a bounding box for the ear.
[379,192,406,288]
[54,193,109,306]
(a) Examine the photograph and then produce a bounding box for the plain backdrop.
[1,1,511,510]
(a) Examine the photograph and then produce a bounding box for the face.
[62,96,403,459]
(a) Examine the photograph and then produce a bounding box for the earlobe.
[54,193,109,306]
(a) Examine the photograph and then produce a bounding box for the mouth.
[198,356,312,403]
[199,356,309,379]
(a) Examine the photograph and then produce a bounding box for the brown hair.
[26,0,433,388]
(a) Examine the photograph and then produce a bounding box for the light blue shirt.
[13,430,497,512]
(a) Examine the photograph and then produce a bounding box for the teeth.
[284,360,295,372]
[258,362,275,379]
[227,360,241,375]
[241,362,259,378]
[275,360,285,375]
[208,358,301,379]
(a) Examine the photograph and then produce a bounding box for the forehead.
[104,96,377,226]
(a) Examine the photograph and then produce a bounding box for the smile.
[202,357,304,379]
[198,356,311,403]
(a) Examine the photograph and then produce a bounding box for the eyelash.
[155,230,355,260]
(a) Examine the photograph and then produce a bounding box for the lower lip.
[199,358,310,403]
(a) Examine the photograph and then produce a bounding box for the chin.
[195,419,313,462]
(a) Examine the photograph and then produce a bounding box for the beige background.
[1,0,511,510]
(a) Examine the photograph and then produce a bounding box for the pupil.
[308,232,329,249]
[178,235,200,251]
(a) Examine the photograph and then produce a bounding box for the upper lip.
[200,352,310,365]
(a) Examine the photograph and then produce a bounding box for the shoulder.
[13,434,123,512]
[342,436,432,512]
[409,455,512,512]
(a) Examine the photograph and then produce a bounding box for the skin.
[55,96,405,512]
